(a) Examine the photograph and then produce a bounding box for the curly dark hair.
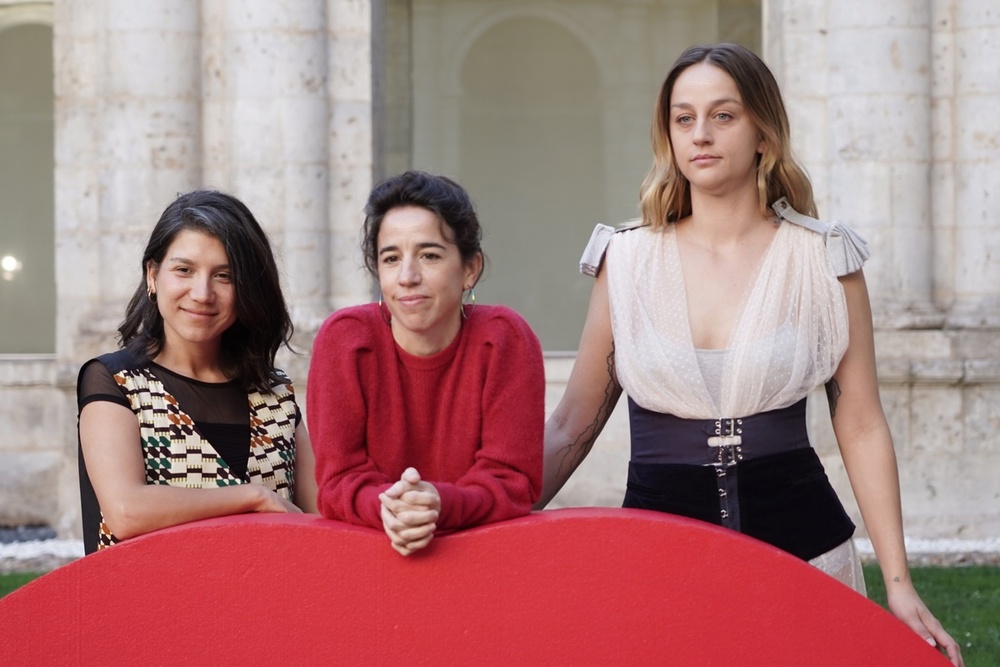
[361,170,486,282]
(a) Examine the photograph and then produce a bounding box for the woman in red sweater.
[308,171,544,555]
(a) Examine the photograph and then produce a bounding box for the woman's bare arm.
[80,401,300,541]
[535,267,622,508]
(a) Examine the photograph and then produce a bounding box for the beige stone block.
[911,359,964,384]
[329,0,372,37]
[954,3,1000,28]
[955,28,1000,94]
[329,33,372,100]
[278,98,329,163]
[962,386,1000,454]
[778,0,826,32]
[54,34,100,100]
[875,356,912,384]
[930,96,953,161]
[828,159,890,224]
[224,31,326,98]
[0,452,61,526]
[965,360,1000,383]
[828,28,931,96]
[786,99,826,163]
[953,225,1000,296]
[828,1,929,29]
[780,33,827,99]
[55,102,99,167]
[214,0,324,31]
[895,452,962,535]
[829,95,931,162]
[955,94,1000,161]
[543,356,575,386]
[329,100,373,177]
[106,0,198,32]
[0,358,56,386]
[910,386,963,453]
[105,31,201,98]
[0,387,66,454]
[54,0,100,38]
[875,330,953,359]
[880,384,911,451]
[952,330,1000,359]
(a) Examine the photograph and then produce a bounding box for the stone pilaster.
[326,0,374,311]
[201,0,332,335]
[56,0,202,360]
[944,1,1000,327]
[827,0,942,329]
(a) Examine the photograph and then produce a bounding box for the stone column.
[56,0,202,360]
[53,0,201,537]
[945,1,1000,327]
[764,0,831,208]
[201,1,331,337]
[326,0,374,310]
[827,0,942,329]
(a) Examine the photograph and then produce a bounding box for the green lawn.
[0,571,43,598]
[2,566,997,665]
[864,564,1000,667]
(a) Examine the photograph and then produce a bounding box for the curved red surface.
[0,508,946,665]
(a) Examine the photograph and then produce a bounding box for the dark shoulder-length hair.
[118,189,294,392]
[360,170,486,283]
[639,42,816,228]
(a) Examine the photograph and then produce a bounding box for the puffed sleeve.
[771,197,870,276]
[579,219,646,277]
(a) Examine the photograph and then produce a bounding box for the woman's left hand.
[379,467,441,556]
[887,583,963,666]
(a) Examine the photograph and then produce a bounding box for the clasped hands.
[379,467,441,556]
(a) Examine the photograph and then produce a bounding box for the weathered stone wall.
[0,0,997,543]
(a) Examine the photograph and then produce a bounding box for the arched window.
[0,18,54,353]
[375,0,761,350]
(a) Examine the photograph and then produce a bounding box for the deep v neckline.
[670,221,785,352]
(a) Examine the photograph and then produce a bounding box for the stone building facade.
[0,0,997,541]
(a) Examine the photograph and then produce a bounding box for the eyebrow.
[166,256,230,271]
[671,97,743,110]
[378,241,448,255]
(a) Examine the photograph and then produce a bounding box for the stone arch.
[456,15,604,349]
[0,2,53,32]
[0,8,55,353]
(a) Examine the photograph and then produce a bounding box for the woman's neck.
[153,343,229,382]
[683,187,773,252]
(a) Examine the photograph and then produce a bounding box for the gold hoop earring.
[461,288,475,320]
[147,288,157,304]
[378,293,391,325]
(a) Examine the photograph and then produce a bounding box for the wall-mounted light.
[1,254,23,281]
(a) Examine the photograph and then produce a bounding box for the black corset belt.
[623,397,855,561]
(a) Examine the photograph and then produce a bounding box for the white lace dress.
[584,198,870,593]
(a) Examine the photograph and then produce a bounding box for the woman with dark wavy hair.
[77,189,317,554]
[538,43,961,665]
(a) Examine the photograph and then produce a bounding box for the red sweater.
[307,303,544,531]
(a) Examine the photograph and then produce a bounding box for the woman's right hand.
[379,467,440,555]
[251,484,303,514]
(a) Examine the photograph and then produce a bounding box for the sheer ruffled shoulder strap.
[579,219,645,277]
[771,197,870,276]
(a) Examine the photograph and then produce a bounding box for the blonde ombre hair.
[639,43,816,228]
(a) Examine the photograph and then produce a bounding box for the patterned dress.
[77,349,299,553]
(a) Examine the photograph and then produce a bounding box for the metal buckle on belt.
[707,417,742,447]
[708,417,743,467]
